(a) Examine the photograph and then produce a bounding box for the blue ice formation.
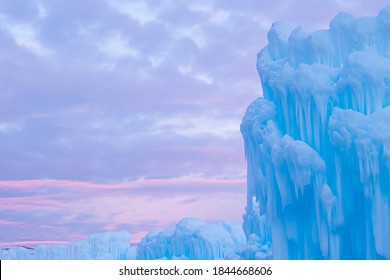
[136,218,246,260]
[0,230,134,260]
[241,7,390,259]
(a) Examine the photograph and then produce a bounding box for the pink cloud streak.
[0,178,246,245]
[0,241,70,246]
[0,196,69,211]
[0,178,245,190]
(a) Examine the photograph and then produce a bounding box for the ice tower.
[241,7,390,259]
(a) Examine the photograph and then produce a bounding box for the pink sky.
[0,178,246,245]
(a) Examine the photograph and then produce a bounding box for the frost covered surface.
[136,218,246,260]
[0,231,133,260]
[242,7,390,259]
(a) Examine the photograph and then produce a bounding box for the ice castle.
[241,7,390,259]
[2,7,389,260]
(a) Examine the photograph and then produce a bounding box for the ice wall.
[0,230,134,260]
[242,7,390,259]
[136,218,246,260]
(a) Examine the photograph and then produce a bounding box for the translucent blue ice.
[0,231,133,260]
[136,218,246,260]
[241,7,390,259]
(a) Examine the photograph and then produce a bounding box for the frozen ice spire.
[242,6,390,259]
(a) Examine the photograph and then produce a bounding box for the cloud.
[0,219,25,226]
[108,0,160,25]
[1,0,257,182]
[0,178,246,245]
[0,0,40,22]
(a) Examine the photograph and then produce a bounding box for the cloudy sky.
[0,0,388,246]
